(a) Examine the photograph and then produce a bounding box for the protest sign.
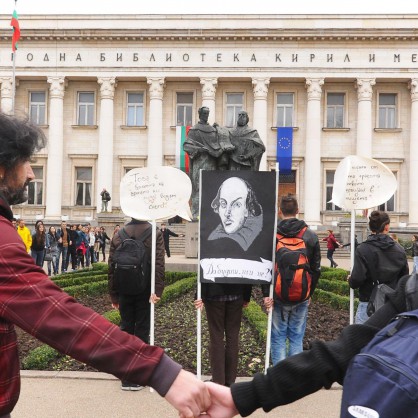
[331,155,397,210]
[120,166,192,221]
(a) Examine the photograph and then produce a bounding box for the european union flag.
[277,127,293,174]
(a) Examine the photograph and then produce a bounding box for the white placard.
[120,166,192,221]
[331,155,397,210]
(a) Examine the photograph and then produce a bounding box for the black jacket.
[262,218,321,298]
[349,233,409,301]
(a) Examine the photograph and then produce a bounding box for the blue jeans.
[413,256,418,274]
[59,246,68,272]
[355,301,370,324]
[271,299,309,365]
[31,249,44,267]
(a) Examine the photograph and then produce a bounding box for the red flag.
[10,10,20,52]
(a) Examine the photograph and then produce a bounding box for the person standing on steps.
[323,229,342,268]
[100,187,111,212]
[160,222,184,258]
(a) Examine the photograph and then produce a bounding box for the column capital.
[252,77,270,100]
[305,78,324,100]
[355,78,376,101]
[47,76,66,99]
[200,77,218,100]
[0,77,13,99]
[409,78,418,102]
[147,77,165,100]
[98,77,117,100]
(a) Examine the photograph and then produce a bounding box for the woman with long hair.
[31,223,46,268]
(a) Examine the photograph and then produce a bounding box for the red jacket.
[323,233,339,250]
[0,195,181,415]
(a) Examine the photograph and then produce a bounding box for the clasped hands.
[170,373,239,418]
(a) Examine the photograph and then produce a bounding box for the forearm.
[231,274,409,417]
[231,323,378,416]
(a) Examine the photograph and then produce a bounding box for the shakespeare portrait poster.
[199,170,277,285]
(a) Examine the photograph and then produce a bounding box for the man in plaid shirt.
[0,112,210,418]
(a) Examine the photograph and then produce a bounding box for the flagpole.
[11,52,16,115]
[11,0,19,115]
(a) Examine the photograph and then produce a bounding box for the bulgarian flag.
[10,9,20,52]
[175,126,190,174]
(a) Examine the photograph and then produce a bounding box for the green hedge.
[53,274,107,289]
[243,301,268,341]
[64,281,108,298]
[21,345,61,369]
[22,273,196,369]
[320,269,349,282]
[313,288,358,311]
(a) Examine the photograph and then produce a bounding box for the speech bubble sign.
[120,166,192,221]
[331,155,397,210]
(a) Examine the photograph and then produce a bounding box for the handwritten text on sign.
[200,258,273,283]
[120,166,192,221]
[331,155,397,210]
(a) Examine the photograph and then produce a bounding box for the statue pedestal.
[185,222,199,258]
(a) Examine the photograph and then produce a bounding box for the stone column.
[97,77,116,213]
[408,79,418,226]
[252,77,270,171]
[304,78,324,225]
[355,78,375,158]
[200,78,218,125]
[45,76,66,219]
[0,77,13,115]
[147,77,165,167]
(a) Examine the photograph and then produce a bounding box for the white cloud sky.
[3,0,418,15]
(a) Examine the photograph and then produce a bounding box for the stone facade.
[0,14,417,226]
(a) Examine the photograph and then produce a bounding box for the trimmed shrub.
[21,345,60,370]
[243,301,268,341]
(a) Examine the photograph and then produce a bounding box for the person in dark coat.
[349,210,409,324]
[160,222,184,258]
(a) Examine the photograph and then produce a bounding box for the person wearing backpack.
[108,218,165,391]
[201,273,417,418]
[349,210,409,324]
[263,195,321,365]
[100,187,111,212]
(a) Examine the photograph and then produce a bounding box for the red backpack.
[274,227,312,303]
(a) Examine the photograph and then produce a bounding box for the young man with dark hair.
[349,209,408,324]
[263,194,321,364]
[0,112,209,417]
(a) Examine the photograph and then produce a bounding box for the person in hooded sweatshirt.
[349,210,409,324]
[262,195,321,365]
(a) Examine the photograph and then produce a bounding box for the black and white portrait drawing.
[200,171,277,285]
[208,177,263,251]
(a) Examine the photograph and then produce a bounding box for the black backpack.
[112,227,152,295]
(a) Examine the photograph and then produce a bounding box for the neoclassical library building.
[1,13,418,227]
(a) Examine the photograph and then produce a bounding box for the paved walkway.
[14,371,342,418]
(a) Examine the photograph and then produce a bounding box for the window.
[325,171,342,211]
[378,172,396,212]
[226,93,244,127]
[126,92,144,126]
[29,92,46,125]
[378,93,397,128]
[326,93,345,128]
[176,92,193,126]
[276,93,294,127]
[27,167,43,205]
[77,92,95,126]
[75,167,92,206]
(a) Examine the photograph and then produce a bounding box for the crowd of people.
[14,217,115,275]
